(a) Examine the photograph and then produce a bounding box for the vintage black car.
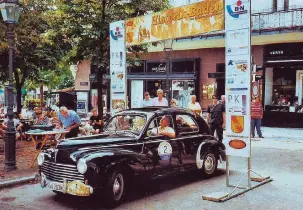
[38,107,226,206]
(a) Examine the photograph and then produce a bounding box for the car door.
[176,114,201,170]
[142,114,181,177]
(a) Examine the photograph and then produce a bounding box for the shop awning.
[51,87,75,94]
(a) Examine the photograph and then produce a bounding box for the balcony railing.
[252,8,303,32]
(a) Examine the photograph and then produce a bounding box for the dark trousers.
[209,122,223,142]
[251,118,262,137]
[65,126,79,138]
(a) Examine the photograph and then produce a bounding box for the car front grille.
[41,161,84,183]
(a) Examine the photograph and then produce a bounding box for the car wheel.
[201,153,217,177]
[104,169,125,207]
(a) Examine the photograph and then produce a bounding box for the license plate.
[48,181,64,192]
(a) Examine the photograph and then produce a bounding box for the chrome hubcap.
[205,155,214,172]
[113,174,124,201]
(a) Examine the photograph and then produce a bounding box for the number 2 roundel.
[158,141,172,160]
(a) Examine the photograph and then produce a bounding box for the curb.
[0,174,38,189]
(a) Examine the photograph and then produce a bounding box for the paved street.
[1,139,303,210]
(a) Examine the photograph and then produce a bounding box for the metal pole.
[165,51,171,107]
[4,25,17,172]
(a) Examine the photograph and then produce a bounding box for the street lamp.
[162,39,173,107]
[0,0,21,172]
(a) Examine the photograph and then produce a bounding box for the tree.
[51,0,169,116]
[0,0,71,113]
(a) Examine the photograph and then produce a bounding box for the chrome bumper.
[39,173,93,196]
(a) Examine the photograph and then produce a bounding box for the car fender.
[196,140,223,169]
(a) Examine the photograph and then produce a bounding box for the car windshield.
[104,114,147,135]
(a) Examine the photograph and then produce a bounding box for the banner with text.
[224,0,251,157]
[125,0,224,46]
[110,21,127,114]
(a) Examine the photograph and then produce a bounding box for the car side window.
[176,114,199,134]
[146,115,174,137]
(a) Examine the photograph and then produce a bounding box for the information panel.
[110,21,127,114]
[224,0,251,157]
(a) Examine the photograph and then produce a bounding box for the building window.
[172,60,195,73]
[128,62,145,74]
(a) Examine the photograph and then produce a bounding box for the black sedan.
[37,107,226,206]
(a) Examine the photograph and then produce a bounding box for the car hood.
[52,133,139,164]
[57,133,138,150]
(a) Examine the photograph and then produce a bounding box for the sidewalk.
[0,140,38,188]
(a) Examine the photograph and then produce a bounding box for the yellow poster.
[126,0,224,46]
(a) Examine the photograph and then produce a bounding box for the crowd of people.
[0,89,264,142]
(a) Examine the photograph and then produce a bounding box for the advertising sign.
[125,0,224,46]
[225,0,251,158]
[110,21,127,114]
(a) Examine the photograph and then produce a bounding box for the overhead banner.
[125,0,224,46]
[224,0,251,157]
[110,21,127,114]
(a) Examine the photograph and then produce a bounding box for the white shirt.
[152,97,168,106]
[151,126,175,136]
[141,99,153,107]
[187,102,202,111]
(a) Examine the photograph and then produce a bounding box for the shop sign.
[80,82,88,86]
[225,0,251,158]
[110,21,127,114]
[125,0,224,46]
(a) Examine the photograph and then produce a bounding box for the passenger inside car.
[150,116,176,138]
[176,116,198,133]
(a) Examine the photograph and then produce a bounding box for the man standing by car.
[58,106,81,138]
[251,97,264,138]
[141,91,153,107]
[152,89,168,106]
[207,95,225,142]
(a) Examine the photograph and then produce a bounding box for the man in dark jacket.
[207,95,226,142]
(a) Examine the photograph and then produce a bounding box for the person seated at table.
[89,109,103,134]
[0,108,5,119]
[50,111,60,126]
[58,106,81,138]
[0,123,4,139]
[2,113,24,140]
[34,110,51,125]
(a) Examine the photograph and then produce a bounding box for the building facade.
[127,0,303,127]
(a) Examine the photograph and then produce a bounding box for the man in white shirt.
[187,95,202,115]
[152,89,168,106]
[141,91,153,107]
[151,116,175,138]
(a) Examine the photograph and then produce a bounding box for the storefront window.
[172,80,195,108]
[272,68,296,106]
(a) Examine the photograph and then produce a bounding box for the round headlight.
[77,158,87,174]
[37,153,45,166]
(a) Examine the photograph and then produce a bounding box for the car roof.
[118,107,196,116]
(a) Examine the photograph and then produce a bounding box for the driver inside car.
[151,116,176,138]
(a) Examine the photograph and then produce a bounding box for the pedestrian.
[57,106,81,138]
[152,89,168,106]
[220,95,226,106]
[251,97,264,138]
[207,95,226,142]
[141,91,153,107]
[171,99,178,107]
[187,95,202,115]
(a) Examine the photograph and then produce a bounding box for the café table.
[26,129,69,167]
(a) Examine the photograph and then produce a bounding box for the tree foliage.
[0,0,72,111]
[50,0,169,113]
